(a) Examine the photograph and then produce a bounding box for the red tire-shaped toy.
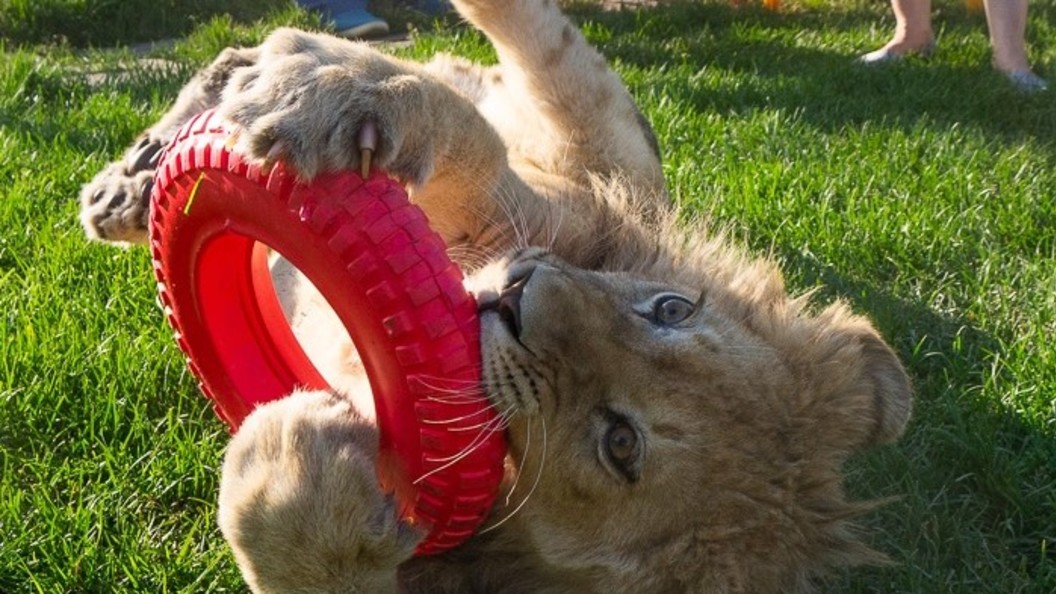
[149,108,506,555]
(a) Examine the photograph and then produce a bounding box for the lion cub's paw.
[78,135,164,245]
[218,28,433,185]
[219,390,421,592]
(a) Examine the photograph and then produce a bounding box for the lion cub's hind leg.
[451,0,665,199]
[79,46,259,245]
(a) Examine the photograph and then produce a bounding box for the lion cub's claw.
[357,120,378,178]
[128,137,164,171]
[260,140,286,173]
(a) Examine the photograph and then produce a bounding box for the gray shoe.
[858,40,936,65]
[1004,70,1049,93]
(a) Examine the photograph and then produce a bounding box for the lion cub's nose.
[496,267,535,338]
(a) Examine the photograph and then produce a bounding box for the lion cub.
[79,0,911,591]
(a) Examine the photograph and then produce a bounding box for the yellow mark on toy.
[183,172,206,215]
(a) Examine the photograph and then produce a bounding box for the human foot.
[1002,69,1049,92]
[859,39,936,64]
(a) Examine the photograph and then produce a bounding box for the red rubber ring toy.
[148,108,506,555]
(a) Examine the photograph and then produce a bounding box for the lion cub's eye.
[652,294,695,326]
[604,419,642,482]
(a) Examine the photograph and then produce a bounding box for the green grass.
[2,0,1054,591]
[0,0,295,48]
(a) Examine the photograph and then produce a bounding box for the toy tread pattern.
[149,109,505,555]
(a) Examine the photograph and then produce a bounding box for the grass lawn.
[2,0,1054,591]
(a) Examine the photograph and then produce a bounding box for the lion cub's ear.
[803,305,913,452]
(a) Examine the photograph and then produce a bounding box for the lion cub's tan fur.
[79,0,911,592]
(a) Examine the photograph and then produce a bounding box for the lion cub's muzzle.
[475,255,562,414]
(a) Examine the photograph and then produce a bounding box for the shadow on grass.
[775,245,1056,589]
[0,0,290,48]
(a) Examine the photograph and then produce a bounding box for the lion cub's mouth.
[478,266,534,342]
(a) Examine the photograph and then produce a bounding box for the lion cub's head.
[469,239,911,592]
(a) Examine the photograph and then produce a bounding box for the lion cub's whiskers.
[447,243,501,271]
[491,181,531,250]
[412,405,514,486]
[439,402,515,434]
[480,414,547,535]
[413,373,494,407]
[412,374,488,394]
[504,415,534,508]
[420,405,501,427]
[546,207,565,254]
[422,393,490,405]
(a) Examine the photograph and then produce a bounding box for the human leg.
[860,0,936,63]
[982,0,1048,91]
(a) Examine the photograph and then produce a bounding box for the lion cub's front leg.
[79,46,259,245]
[219,390,421,593]
[218,28,522,247]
